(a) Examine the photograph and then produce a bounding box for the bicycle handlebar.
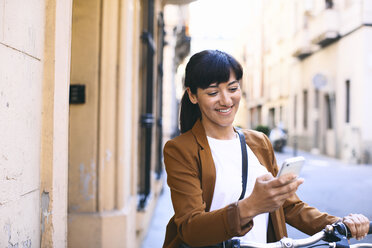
[239,221,372,248]
[342,221,372,238]
[240,232,326,248]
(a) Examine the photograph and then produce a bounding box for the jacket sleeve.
[283,194,340,235]
[261,133,340,235]
[164,139,253,247]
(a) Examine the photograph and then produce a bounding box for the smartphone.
[277,156,305,178]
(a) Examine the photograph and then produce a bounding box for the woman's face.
[187,72,241,132]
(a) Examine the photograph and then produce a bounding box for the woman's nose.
[219,91,232,106]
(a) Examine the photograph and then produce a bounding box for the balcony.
[292,29,313,60]
[310,9,340,47]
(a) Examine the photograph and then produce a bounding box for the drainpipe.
[156,12,165,179]
[139,0,155,209]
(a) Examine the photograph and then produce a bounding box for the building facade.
[162,4,192,141]
[0,0,195,247]
[242,0,372,164]
[0,0,72,246]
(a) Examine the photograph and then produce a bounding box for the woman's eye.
[207,92,218,96]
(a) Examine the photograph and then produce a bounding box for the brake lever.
[323,223,350,248]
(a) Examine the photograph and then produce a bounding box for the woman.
[163,50,369,248]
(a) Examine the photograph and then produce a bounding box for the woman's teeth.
[217,107,231,113]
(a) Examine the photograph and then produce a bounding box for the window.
[257,105,262,125]
[346,80,350,123]
[325,94,333,129]
[294,95,297,128]
[314,89,319,109]
[279,105,283,122]
[325,0,334,9]
[269,108,275,129]
[250,108,255,128]
[303,90,308,129]
[303,15,309,29]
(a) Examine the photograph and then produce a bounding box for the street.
[276,148,372,244]
[142,147,372,247]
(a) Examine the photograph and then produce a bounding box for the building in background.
[162,3,193,141]
[0,0,195,247]
[242,0,372,164]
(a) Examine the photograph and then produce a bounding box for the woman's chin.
[214,118,235,128]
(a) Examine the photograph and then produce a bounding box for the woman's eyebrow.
[207,84,218,88]
[207,80,239,88]
[228,80,239,85]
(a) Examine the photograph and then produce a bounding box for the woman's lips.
[216,106,233,113]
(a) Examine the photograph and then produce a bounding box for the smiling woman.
[162,50,369,248]
[179,50,243,137]
[181,50,243,139]
[187,77,241,140]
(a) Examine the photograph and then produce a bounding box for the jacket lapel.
[191,120,216,212]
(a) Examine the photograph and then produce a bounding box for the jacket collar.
[190,119,216,211]
[191,119,239,146]
[190,119,209,149]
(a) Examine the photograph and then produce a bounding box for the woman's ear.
[186,88,198,104]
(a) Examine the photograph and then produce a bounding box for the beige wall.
[41,0,72,246]
[0,0,72,246]
[0,0,44,245]
[68,0,144,247]
[1,0,193,246]
[68,0,100,213]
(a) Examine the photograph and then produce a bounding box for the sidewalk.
[141,147,372,247]
[141,175,172,248]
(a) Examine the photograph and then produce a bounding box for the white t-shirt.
[207,134,269,244]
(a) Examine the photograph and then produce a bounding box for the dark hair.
[180,50,243,133]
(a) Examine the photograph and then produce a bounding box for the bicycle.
[235,221,372,248]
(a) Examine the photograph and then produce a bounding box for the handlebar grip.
[344,221,372,237]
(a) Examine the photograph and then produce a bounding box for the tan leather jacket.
[163,120,339,248]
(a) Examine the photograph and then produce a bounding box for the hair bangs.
[185,50,243,93]
[180,50,243,132]
[198,56,232,89]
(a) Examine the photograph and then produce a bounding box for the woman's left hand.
[342,213,370,240]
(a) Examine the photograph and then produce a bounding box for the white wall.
[361,27,372,141]
[0,0,45,246]
[52,0,72,245]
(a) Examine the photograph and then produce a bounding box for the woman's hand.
[239,173,304,220]
[342,213,370,240]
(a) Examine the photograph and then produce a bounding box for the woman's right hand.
[239,173,304,220]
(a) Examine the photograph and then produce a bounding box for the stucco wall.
[1,0,72,246]
[0,0,45,246]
